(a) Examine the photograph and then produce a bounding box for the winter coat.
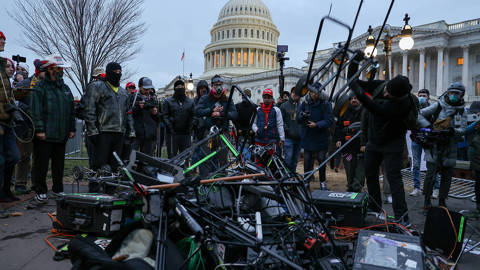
[298,96,333,151]
[0,58,14,127]
[252,103,285,144]
[195,92,238,132]
[192,80,209,139]
[162,95,195,135]
[234,100,257,132]
[83,80,134,137]
[280,97,301,141]
[351,81,412,146]
[334,104,363,154]
[418,96,467,167]
[30,77,75,143]
[132,95,161,140]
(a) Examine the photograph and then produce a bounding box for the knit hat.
[106,62,122,73]
[18,63,29,74]
[0,31,5,40]
[174,79,185,88]
[386,75,411,98]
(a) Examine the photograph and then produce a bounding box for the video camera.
[415,128,452,148]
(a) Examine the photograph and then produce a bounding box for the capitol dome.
[202,0,280,78]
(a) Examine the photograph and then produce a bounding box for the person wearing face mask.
[334,95,365,192]
[162,79,194,157]
[409,89,439,198]
[29,55,75,205]
[0,31,20,217]
[418,82,467,210]
[83,62,135,171]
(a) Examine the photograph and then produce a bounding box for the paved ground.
[0,173,479,269]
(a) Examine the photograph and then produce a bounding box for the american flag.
[181,51,185,61]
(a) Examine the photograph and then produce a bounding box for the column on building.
[443,48,449,91]
[425,52,432,93]
[226,49,230,68]
[436,46,444,96]
[462,45,469,96]
[408,57,414,83]
[402,51,408,76]
[418,48,425,90]
[204,54,207,71]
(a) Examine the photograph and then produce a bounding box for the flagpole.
[183,48,185,78]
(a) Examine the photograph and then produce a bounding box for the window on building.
[476,55,480,63]
[231,53,234,66]
[262,31,265,39]
[250,52,254,65]
[457,57,464,66]
[251,29,254,38]
[258,53,261,64]
[233,29,235,38]
[240,7,242,11]
[222,31,224,39]
[237,52,241,65]
[227,30,229,38]
[267,32,269,41]
[239,29,242,38]
[244,52,247,65]
[245,29,247,37]
[476,81,480,96]
[257,30,259,38]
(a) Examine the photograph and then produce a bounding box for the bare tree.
[10,0,146,94]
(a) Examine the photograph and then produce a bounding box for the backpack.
[371,81,419,130]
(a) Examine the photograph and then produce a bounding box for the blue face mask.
[449,94,459,104]
[418,97,427,105]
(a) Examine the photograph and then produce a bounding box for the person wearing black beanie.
[349,72,415,228]
[162,78,194,158]
[82,62,135,172]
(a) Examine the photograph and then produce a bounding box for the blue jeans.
[284,138,301,173]
[0,126,20,197]
[412,141,439,189]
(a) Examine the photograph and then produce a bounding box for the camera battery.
[353,230,424,270]
[311,190,367,226]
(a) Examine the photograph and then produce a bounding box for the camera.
[12,54,26,63]
[300,111,311,126]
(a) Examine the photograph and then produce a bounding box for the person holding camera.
[83,62,135,171]
[30,55,75,204]
[132,77,160,156]
[418,82,467,210]
[298,83,333,190]
[350,75,414,226]
[334,95,365,192]
[163,79,194,157]
[0,31,21,214]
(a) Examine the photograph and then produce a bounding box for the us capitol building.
[159,0,480,105]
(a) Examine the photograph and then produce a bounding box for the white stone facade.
[304,18,480,104]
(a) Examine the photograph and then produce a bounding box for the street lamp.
[365,13,414,80]
[186,73,194,91]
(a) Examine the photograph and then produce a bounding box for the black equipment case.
[311,190,368,226]
[127,151,184,186]
[56,193,140,236]
[353,230,424,270]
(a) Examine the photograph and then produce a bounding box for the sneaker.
[34,194,48,204]
[432,189,439,199]
[384,195,392,204]
[320,182,327,191]
[409,188,421,197]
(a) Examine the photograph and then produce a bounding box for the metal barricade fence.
[65,120,88,160]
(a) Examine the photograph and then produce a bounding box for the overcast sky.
[1,0,480,96]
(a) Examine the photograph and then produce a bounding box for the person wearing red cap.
[252,89,285,164]
[0,31,21,216]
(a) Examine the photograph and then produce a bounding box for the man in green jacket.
[30,55,75,204]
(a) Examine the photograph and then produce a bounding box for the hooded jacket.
[193,80,209,139]
[83,80,135,137]
[30,76,76,143]
[297,95,333,151]
[418,95,467,167]
[280,97,301,140]
[195,91,238,131]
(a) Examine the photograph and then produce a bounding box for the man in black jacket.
[132,77,160,156]
[280,87,301,172]
[163,79,195,157]
[234,89,256,146]
[334,96,365,192]
[350,75,413,226]
[83,62,135,170]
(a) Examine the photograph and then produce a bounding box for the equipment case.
[310,190,368,226]
[56,193,139,236]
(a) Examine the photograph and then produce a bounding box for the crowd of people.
[1,29,479,225]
